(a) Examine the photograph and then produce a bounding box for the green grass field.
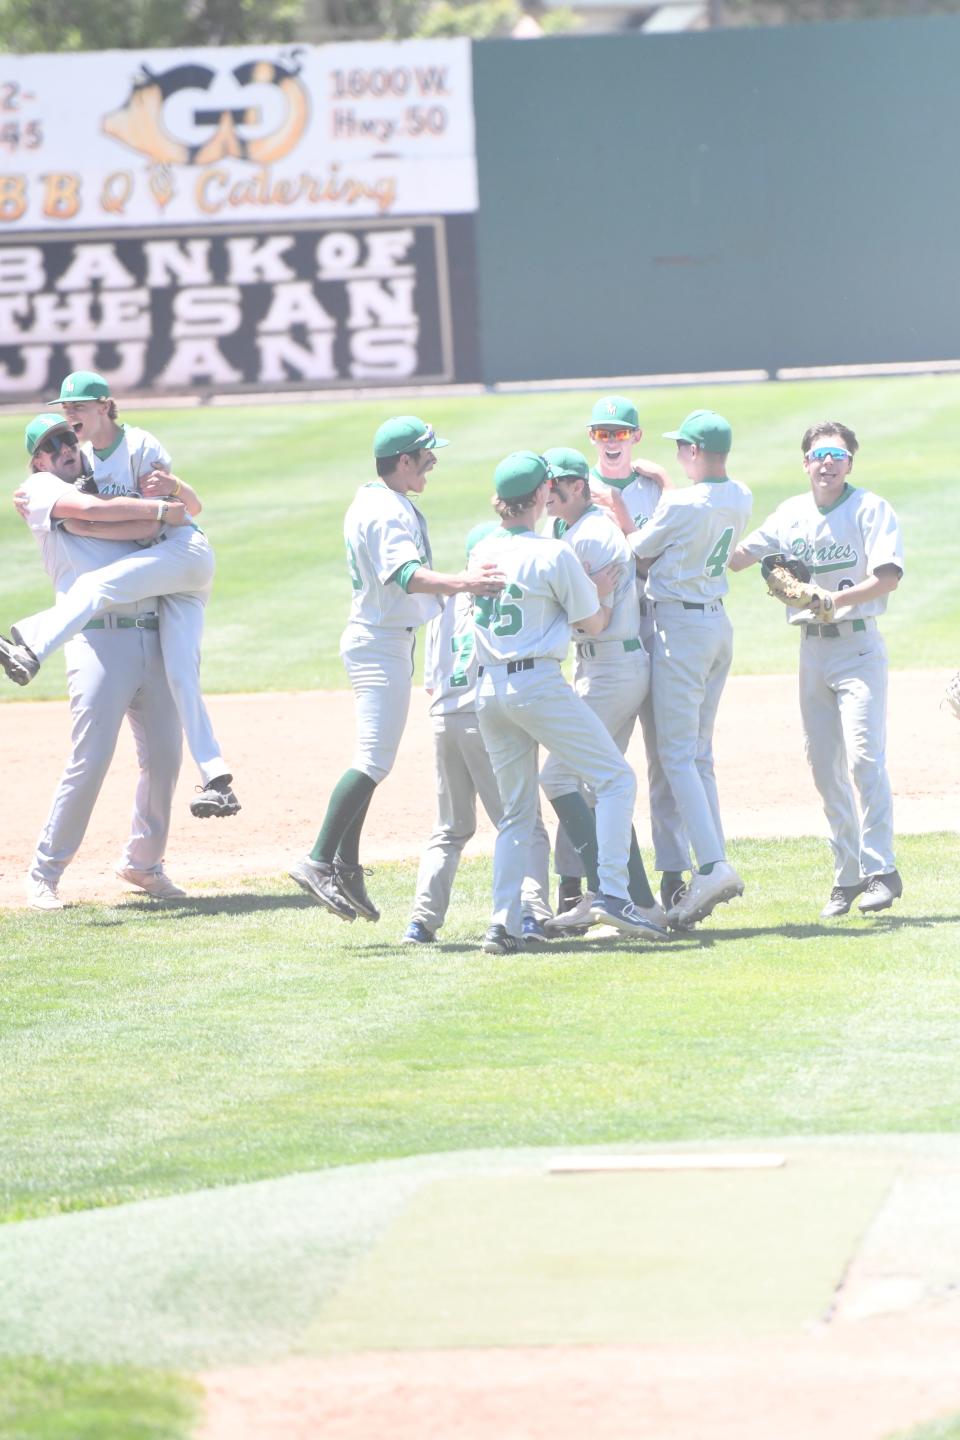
[1,373,959,698]
[2,375,959,1438]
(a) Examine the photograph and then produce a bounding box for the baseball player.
[537,447,663,935]
[586,396,691,914]
[472,450,670,953]
[289,415,504,924]
[0,371,239,820]
[628,410,752,928]
[730,421,904,916]
[402,520,553,946]
[15,413,184,908]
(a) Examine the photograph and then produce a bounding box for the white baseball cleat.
[116,866,187,900]
[542,890,598,936]
[589,894,672,940]
[25,875,65,911]
[668,862,744,928]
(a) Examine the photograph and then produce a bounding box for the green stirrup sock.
[311,769,377,863]
[627,828,655,908]
[698,862,717,876]
[335,790,376,867]
[549,793,600,892]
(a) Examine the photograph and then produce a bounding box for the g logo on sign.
[102,53,310,167]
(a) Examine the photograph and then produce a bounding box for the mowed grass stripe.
[1,374,958,696]
[2,834,960,1225]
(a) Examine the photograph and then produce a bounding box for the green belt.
[83,615,160,632]
[577,637,644,658]
[802,619,866,639]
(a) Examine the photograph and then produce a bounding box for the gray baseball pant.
[30,628,183,886]
[409,710,552,932]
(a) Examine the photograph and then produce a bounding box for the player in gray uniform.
[586,396,691,914]
[537,447,663,935]
[289,415,504,924]
[14,413,184,908]
[472,450,670,954]
[730,421,904,916]
[0,370,239,820]
[629,410,752,928]
[402,520,553,946]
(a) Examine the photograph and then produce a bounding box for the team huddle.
[285,398,905,951]
[1,378,907,936]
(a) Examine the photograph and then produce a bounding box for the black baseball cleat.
[857,870,903,914]
[820,881,867,919]
[333,860,380,922]
[0,632,39,686]
[190,774,241,818]
[288,856,357,921]
[482,924,521,955]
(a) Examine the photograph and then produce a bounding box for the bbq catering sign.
[0,39,477,229]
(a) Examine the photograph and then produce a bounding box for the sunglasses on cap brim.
[38,431,80,456]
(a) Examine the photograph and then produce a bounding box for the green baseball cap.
[493,451,549,500]
[590,396,640,430]
[49,370,111,406]
[25,412,75,456]
[544,446,590,482]
[465,520,499,557]
[663,409,733,454]
[373,414,450,459]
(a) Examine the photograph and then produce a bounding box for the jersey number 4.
[475,583,523,636]
[704,527,734,579]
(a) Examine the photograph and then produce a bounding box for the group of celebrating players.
[0,376,904,937]
[287,396,904,952]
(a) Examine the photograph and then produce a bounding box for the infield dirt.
[0,669,956,909]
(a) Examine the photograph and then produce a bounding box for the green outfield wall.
[471,16,960,382]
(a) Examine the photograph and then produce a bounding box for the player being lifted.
[628,409,752,928]
[0,371,240,819]
[730,421,904,917]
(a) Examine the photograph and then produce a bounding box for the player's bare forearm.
[50,492,188,526]
[407,564,505,599]
[831,565,901,610]
[62,519,162,541]
[728,546,758,572]
[574,605,608,638]
[138,470,202,516]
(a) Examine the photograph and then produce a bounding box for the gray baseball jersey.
[345,482,441,630]
[740,484,903,883]
[471,528,600,666]
[20,470,181,887]
[738,485,904,621]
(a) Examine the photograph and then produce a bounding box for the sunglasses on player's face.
[806,446,852,463]
[590,426,635,442]
[38,431,80,457]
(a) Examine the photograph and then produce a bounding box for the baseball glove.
[761,553,835,618]
[943,671,960,720]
